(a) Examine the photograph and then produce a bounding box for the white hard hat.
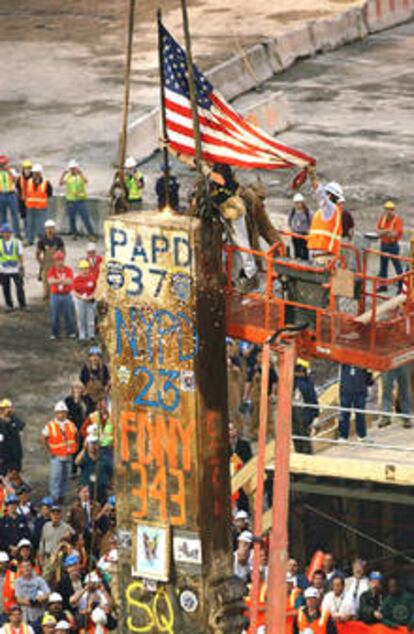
[55,622,71,631]
[67,159,79,169]
[238,530,253,544]
[54,400,68,412]
[235,510,249,521]
[44,219,56,228]
[0,551,9,563]
[325,181,345,202]
[32,163,43,174]
[86,241,97,252]
[124,156,136,169]
[48,592,63,603]
[85,571,100,584]
[87,433,99,444]
[304,587,320,599]
[107,548,119,563]
[293,193,305,203]
[17,538,32,549]
[91,607,107,625]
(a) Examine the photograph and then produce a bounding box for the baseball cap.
[5,494,18,505]
[40,496,54,507]
[50,504,62,512]
[64,553,80,567]
[369,571,383,581]
[304,587,320,599]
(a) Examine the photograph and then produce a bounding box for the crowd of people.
[0,147,412,634]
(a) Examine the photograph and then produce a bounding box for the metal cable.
[303,504,414,565]
[292,400,414,421]
[290,435,414,452]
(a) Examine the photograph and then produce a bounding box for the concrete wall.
[126,0,414,163]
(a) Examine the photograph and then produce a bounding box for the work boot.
[236,274,259,294]
[378,417,391,429]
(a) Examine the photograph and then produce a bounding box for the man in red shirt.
[72,259,97,341]
[86,242,102,282]
[47,251,76,340]
[376,200,403,292]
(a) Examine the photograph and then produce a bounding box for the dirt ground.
[0,0,362,194]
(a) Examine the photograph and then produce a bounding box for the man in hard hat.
[124,157,145,210]
[294,587,337,633]
[288,193,312,260]
[36,219,65,300]
[0,223,27,312]
[72,259,97,341]
[0,155,20,238]
[307,165,343,262]
[47,251,76,340]
[59,160,95,239]
[25,164,53,246]
[41,402,77,503]
[376,200,403,292]
[85,242,103,282]
[16,160,32,236]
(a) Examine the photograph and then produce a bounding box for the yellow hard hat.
[21,159,32,169]
[296,358,310,369]
[42,614,57,625]
[78,259,90,269]
[384,200,395,210]
[0,399,12,409]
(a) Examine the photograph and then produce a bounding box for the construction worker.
[25,164,53,246]
[288,193,312,260]
[47,251,76,340]
[376,200,403,292]
[41,401,78,503]
[378,364,412,429]
[0,604,34,633]
[0,223,27,312]
[294,587,337,633]
[16,160,33,236]
[307,165,343,261]
[36,219,65,300]
[72,259,97,341]
[287,575,305,631]
[59,160,95,239]
[41,614,57,633]
[124,157,144,210]
[0,551,13,622]
[0,156,20,238]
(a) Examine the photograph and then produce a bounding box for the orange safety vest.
[308,206,342,256]
[46,419,77,457]
[26,178,49,209]
[3,569,17,613]
[297,607,330,633]
[2,624,31,634]
[17,175,30,203]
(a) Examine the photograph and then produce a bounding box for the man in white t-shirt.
[322,575,356,623]
[344,558,369,612]
[233,531,253,581]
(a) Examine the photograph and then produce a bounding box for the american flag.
[160,23,315,171]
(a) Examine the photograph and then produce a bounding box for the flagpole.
[157,9,171,210]
[180,0,214,222]
[118,0,137,179]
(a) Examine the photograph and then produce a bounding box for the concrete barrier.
[364,0,414,32]
[270,24,315,70]
[49,195,109,237]
[311,7,368,52]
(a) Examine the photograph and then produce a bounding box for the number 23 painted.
[133,367,180,412]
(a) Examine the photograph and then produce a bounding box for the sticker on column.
[107,261,124,289]
[116,365,131,384]
[180,370,195,392]
[173,533,202,565]
[179,589,199,613]
[171,273,192,302]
